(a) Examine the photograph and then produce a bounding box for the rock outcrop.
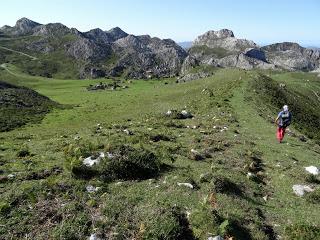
[183,29,320,74]
[262,42,320,71]
[183,29,275,74]
[193,29,257,52]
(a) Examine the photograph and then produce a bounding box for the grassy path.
[0,45,38,60]
[231,78,320,237]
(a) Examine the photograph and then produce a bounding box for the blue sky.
[0,0,319,46]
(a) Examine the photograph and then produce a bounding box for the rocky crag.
[182,29,320,75]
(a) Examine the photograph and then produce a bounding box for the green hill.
[0,63,320,239]
[0,80,62,132]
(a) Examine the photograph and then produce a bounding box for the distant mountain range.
[1,18,319,79]
[178,41,192,49]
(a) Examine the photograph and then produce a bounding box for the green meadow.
[1,61,320,239]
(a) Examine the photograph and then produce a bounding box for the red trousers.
[277,127,286,142]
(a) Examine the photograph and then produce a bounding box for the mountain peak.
[107,27,128,41]
[192,29,255,52]
[15,17,41,29]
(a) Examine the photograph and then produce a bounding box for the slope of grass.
[0,80,62,132]
[189,45,233,59]
[0,65,319,239]
[248,72,320,143]
[0,35,80,79]
[231,74,320,239]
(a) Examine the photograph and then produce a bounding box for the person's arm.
[288,112,292,125]
[275,112,281,125]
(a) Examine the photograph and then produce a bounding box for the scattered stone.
[166,110,173,116]
[299,135,307,142]
[199,172,213,183]
[208,236,223,240]
[190,149,205,161]
[89,233,101,240]
[247,172,254,179]
[7,174,15,179]
[83,152,105,167]
[25,167,62,180]
[292,184,314,196]
[263,195,268,202]
[305,166,319,175]
[177,182,194,189]
[178,72,212,82]
[74,135,81,141]
[86,185,100,193]
[181,110,193,119]
[123,129,133,135]
[165,109,193,119]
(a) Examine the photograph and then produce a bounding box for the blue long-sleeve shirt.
[277,110,292,127]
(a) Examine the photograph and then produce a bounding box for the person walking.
[275,105,292,143]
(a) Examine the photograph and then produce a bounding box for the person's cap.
[283,105,288,111]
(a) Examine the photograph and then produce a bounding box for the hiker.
[275,105,292,143]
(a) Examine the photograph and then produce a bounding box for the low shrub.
[143,206,195,240]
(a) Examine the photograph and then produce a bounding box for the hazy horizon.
[1,0,319,47]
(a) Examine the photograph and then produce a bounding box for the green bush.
[16,148,31,158]
[143,206,195,240]
[100,145,161,181]
[65,142,161,181]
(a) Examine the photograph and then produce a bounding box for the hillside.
[0,59,320,239]
[0,79,61,132]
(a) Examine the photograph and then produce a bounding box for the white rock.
[7,174,15,178]
[177,182,194,189]
[83,157,100,166]
[208,236,223,240]
[106,152,114,159]
[247,172,254,178]
[305,166,319,175]
[74,135,81,140]
[292,184,314,196]
[89,233,101,240]
[83,152,105,167]
[86,185,100,193]
[166,110,172,116]
[123,129,133,135]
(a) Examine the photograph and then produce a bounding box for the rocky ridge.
[0,18,187,79]
[1,18,319,79]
